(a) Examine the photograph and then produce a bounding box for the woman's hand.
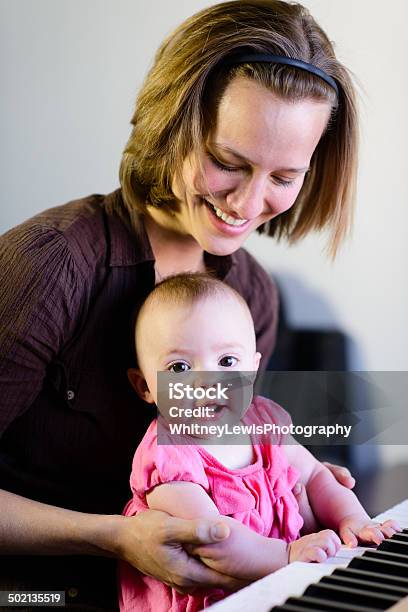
[322,462,355,489]
[293,481,320,535]
[185,516,288,580]
[338,514,402,548]
[288,529,342,563]
[112,510,248,594]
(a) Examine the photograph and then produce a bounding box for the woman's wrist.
[78,513,127,559]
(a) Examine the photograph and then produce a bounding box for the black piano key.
[273,604,349,612]
[349,555,408,578]
[273,605,329,611]
[303,582,399,608]
[392,533,408,542]
[332,567,408,591]
[363,549,408,564]
[284,595,379,611]
[271,529,408,611]
[378,539,408,555]
[320,574,408,597]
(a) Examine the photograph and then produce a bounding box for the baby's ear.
[127,368,155,404]
[254,351,262,371]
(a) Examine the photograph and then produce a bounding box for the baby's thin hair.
[153,271,246,304]
[133,272,252,365]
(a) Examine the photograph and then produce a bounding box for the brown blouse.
[0,189,278,608]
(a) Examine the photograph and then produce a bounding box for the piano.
[208,498,408,611]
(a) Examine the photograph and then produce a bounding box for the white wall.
[1,1,407,465]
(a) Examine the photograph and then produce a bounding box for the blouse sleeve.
[229,249,279,372]
[130,421,209,500]
[0,221,86,436]
[251,266,279,371]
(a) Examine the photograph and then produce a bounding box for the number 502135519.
[0,591,65,606]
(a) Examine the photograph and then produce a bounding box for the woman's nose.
[226,175,267,220]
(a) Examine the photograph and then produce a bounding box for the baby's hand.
[339,514,402,548]
[288,529,341,563]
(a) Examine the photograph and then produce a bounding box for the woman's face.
[170,76,332,256]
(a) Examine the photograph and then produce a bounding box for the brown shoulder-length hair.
[120,0,358,256]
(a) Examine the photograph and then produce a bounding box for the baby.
[119,273,400,611]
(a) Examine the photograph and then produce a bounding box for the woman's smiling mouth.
[202,198,248,227]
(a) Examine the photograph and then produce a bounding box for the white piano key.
[374,499,408,529]
[329,545,369,561]
[206,547,366,610]
[206,562,337,611]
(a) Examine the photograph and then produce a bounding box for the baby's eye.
[168,361,191,373]
[219,355,238,368]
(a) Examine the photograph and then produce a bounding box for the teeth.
[204,200,247,226]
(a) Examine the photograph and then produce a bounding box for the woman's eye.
[273,176,295,188]
[209,154,239,173]
[219,356,238,367]
[168,362,191,373]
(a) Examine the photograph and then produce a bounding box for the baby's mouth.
[202,198,248,227]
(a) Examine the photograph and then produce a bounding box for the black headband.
[221,53,339,97]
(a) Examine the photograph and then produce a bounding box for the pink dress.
[118,396,303,612]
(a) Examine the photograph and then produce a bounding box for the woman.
[0,1,357,609]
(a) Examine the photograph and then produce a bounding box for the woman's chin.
[196,224,248,256]
[200,235,246,257]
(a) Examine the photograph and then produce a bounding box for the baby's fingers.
[379,519,402,538]
[322,531,342,557]
[305,546,327,563]
[340,526,358,548]
[307,530,341,560]
[359,525,384,545]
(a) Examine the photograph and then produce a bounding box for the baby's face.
[136,293,261,405]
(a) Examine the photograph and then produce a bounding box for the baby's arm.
[147,482,286,579]
[146,481,340,578]
[285,440,401,547]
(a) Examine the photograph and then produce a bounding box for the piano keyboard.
[208,498,408,611]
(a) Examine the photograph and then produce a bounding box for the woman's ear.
[254,352,262,371]
[127,368,155,404]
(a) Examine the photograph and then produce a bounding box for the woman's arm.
[0,488,117,556]
[0,221,88,437]
[0,488,249,593]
